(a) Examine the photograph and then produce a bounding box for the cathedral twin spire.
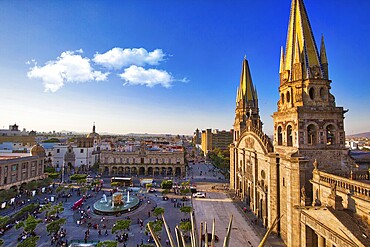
[236,57,258,110]
[280,0,328,82]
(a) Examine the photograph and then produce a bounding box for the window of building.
[286,91,291,103]
[326,124,336,145]
[287,125,293,147]
[320,87,326,100]
[277,126,283,145]
[309,87,315,100]
[307,124,317,145]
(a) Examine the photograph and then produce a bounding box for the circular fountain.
[93,191,140,215]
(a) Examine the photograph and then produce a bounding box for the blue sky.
[0,0,369,135]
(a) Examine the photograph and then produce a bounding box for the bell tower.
[272,1,350,245]
[273,0,347,167]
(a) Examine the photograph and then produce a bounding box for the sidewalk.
[227,192,285,247]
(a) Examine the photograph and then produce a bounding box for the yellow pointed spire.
[320,34,329,79]
[240,57,256,103]
[284,0,322,80]
[320,34,328,64]
[279,46,285,74]
[236,56,257,107]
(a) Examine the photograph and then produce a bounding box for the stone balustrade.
[314,170,370,199]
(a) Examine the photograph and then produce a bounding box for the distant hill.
[347,132,370,138]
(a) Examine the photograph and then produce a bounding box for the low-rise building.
[100,142,185,177]
[0,144,46,191]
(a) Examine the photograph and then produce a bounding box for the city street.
[189,162,260,247]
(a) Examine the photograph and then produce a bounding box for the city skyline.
[1,1,369,135]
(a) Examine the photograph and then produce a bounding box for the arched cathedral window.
[326,124,336,145]
[287,125,293,147]
[307,124,317,145]
[277,126,283,145]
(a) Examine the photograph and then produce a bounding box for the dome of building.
[87,123,101,143]
[30,143,46,157]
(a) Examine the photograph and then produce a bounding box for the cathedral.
[230,0,370,246]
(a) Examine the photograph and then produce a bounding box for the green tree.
[96,241,118,247]
[46,218,66,234]
[46,172,60,179]
[161,180,173,189]
[179,221,192,232]
[16,215,42,234]
[16,236,39,247]
[55,186,65,193]
[41,202,64,217]
[146,220,163,235]
[0,216,9,229]
[153,207,165,217]
[0,189,17,201]
[111,219,131,234]
[70,174,87,181]
[42,138,60,143]
[44,167,56,173]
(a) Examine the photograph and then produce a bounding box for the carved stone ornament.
[330,182,337,196]
[313,159,318,170]
[301,186,306,199]
[245,137,255,149]
[310,65,322,79]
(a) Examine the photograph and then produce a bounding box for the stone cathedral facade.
[230,0,370,246]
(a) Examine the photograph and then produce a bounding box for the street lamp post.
[61,162,65,184]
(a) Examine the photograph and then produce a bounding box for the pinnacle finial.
[279,46,285,74]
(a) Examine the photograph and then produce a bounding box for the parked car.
[192,192,205,198]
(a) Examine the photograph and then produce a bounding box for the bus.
[110,177,133,187]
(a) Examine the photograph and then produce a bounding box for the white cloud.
[27,50,109,92]
[119,65,173,88]
[93,48,165,69]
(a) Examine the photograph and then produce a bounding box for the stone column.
[317,234,325,247]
